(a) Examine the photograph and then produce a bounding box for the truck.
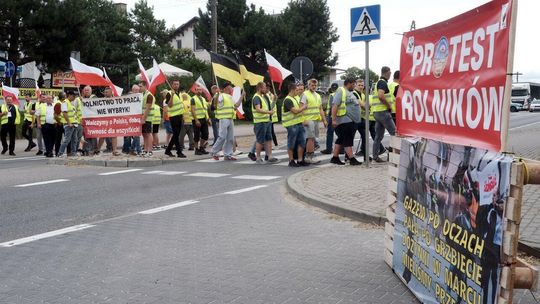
[511,82,540,110]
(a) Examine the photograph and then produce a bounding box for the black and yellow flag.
[237,55,266,86]
[210,53,243,87]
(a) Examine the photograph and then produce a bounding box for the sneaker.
[248,152,256,161]
[288,160,299,167]
[161,145,167,149]
[304,157,312,164]
[9,152,16,156]
[188,146,194,151]
[256,158,265,165]
[297,160,310,166]
[194,148,204,155]
[29,142,37,150]
[212,155,220,161]
[177,152,187,158]
[267,157,279,164]
[320,149,331,154]
[330,156,345,165]
[24,146,31,152]
[164,150,174,157]
[373,157,386,163]
[200,149,209,155]
[264,155,269,161]
[233,150,243,156]
[56,153,65,158]
[224,156,237,161]
[36,150,43,156]
[355,150,365,157]
[1,149,7,155]
[349,157,362,166]
[310,156,321,164]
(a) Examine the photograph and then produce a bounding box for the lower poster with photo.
[392,138,513,304]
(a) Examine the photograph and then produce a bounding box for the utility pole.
[211,0,218,53]
[508,72,523,83]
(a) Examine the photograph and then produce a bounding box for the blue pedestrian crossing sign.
[351,5,381,42]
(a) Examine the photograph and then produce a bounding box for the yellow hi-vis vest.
[252,93,270,124]
[151,103,161,125]
[59,99,77,124]
[302,90,322,121]
[336,87,347,117]
[24,101,33,122]
[281,96,303,127]
[182,96,193,123]
[325,93,335,116]
[192,95,208,119]
[38,103,51,124]
[388,81,398,114]
[75,97,83,123]
[370,78,393,113]
[167,90,184,117]
[142,91,155,123]
[266,93,278,123]
[215,93,236,120]
[0,104,21,125]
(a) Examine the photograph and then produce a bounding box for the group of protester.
[0,66,399,167]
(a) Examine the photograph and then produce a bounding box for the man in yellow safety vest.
[0,95,21,156]
[282,83,309,167]
[299,79,327,164]
[191,85,211,155]
[251,82,279,164]
[140,81,155,157]
[210,82,244,161]
[370,66,396,162]
[388,70,400,122]
[22,93,37,152]
[164,80,186,158]
[56,91,79,157]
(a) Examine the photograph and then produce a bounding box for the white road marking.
[0,156,46,161]
[98,169,143,176]
[14,179,69,188]
[196,153,251,163]
[510,121,540,130]
[231,175,281,180]
[224,185,268,195]
[274,154,334,166]
[0,224,95,247]
[159,171,187,175]
[141,170,166,175]
[185,172,230,178]
[138,200,199,215]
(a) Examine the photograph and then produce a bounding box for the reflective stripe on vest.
[325,93,335,116]
[215,93,235,120]
[370,79,393,113]
[252,93,270,123]
[336,87,347,117]
[388,82,398,114]
[167,90,184,117]
[59,99,76,124]
[0,104,21,125]
[24,102,33,122]
[267,93,278,123]
[143,91,155,123]
[302,90,322,121]
[192,95,208,119]
[281,96,303,127]
[39,103,49,124]
[75,97,83,123]
[183,98,193,123]
[368,96,375,121]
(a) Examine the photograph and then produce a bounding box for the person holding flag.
[191,85,211,155]
[210,82,244,161]
[164,80,186,158]
[0,95,21,155]
[139,81,156,157]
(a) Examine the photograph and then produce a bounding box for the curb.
[286,168,386,226]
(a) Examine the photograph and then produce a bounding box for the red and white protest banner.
[81,93,143,138]
[397,0,516,151]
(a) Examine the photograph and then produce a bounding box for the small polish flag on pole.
[264,50,292,89]
[190,76,212,101]
[69,57,110,87]
[137,58,151,85]
[103,68,123,97]
[1,83,20,105]
[148,59,167,94]
[35,82,42,101]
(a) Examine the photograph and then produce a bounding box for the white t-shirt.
[36,103,56,124]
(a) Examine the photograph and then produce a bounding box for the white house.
[170,17,210,62]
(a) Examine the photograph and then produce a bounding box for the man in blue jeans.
[57,91,79,157]
[251,82,279,164]
[281,83,309,167]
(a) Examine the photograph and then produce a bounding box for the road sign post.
[5,61,15,86]
[351,5,381,167]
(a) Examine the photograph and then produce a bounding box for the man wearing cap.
[211,82,243,161]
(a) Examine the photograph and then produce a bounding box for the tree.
[130,0,172,63]
[166,48,212,90]
[341,67,379,86]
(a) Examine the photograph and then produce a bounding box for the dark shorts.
[335,122,356,147]
[254,122,272,145]
[194,118,209,142]
[152,124,159,134]
[286,124,306,150]
[142,122,152,134]
[163,120,173,134]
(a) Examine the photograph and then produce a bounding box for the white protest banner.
[81,93,143,138]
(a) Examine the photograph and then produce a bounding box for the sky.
[120,0,540,83]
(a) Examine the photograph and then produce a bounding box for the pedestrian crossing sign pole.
[351,4,381,167]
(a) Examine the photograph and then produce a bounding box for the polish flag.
[148,59,166,94]
[265,50,292,89]
[137,58,151,85]
[1,83,20,105]
[69,57,110,87]
[35,82,42,101]
[103,68,123,97]
[190,76,212,101]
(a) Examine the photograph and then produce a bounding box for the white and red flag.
[1,83,20,105]
[103,68,123,97]
[190,75,212,101]
[69,57,110,87]
[137,58,150,85]
[34,82,42,101]
[265,50,292,89]
[148,59,166,94]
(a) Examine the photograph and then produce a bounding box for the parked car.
[510,102,523,112]
[529,99,540,112]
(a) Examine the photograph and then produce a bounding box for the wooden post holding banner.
[385,136,539,304]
